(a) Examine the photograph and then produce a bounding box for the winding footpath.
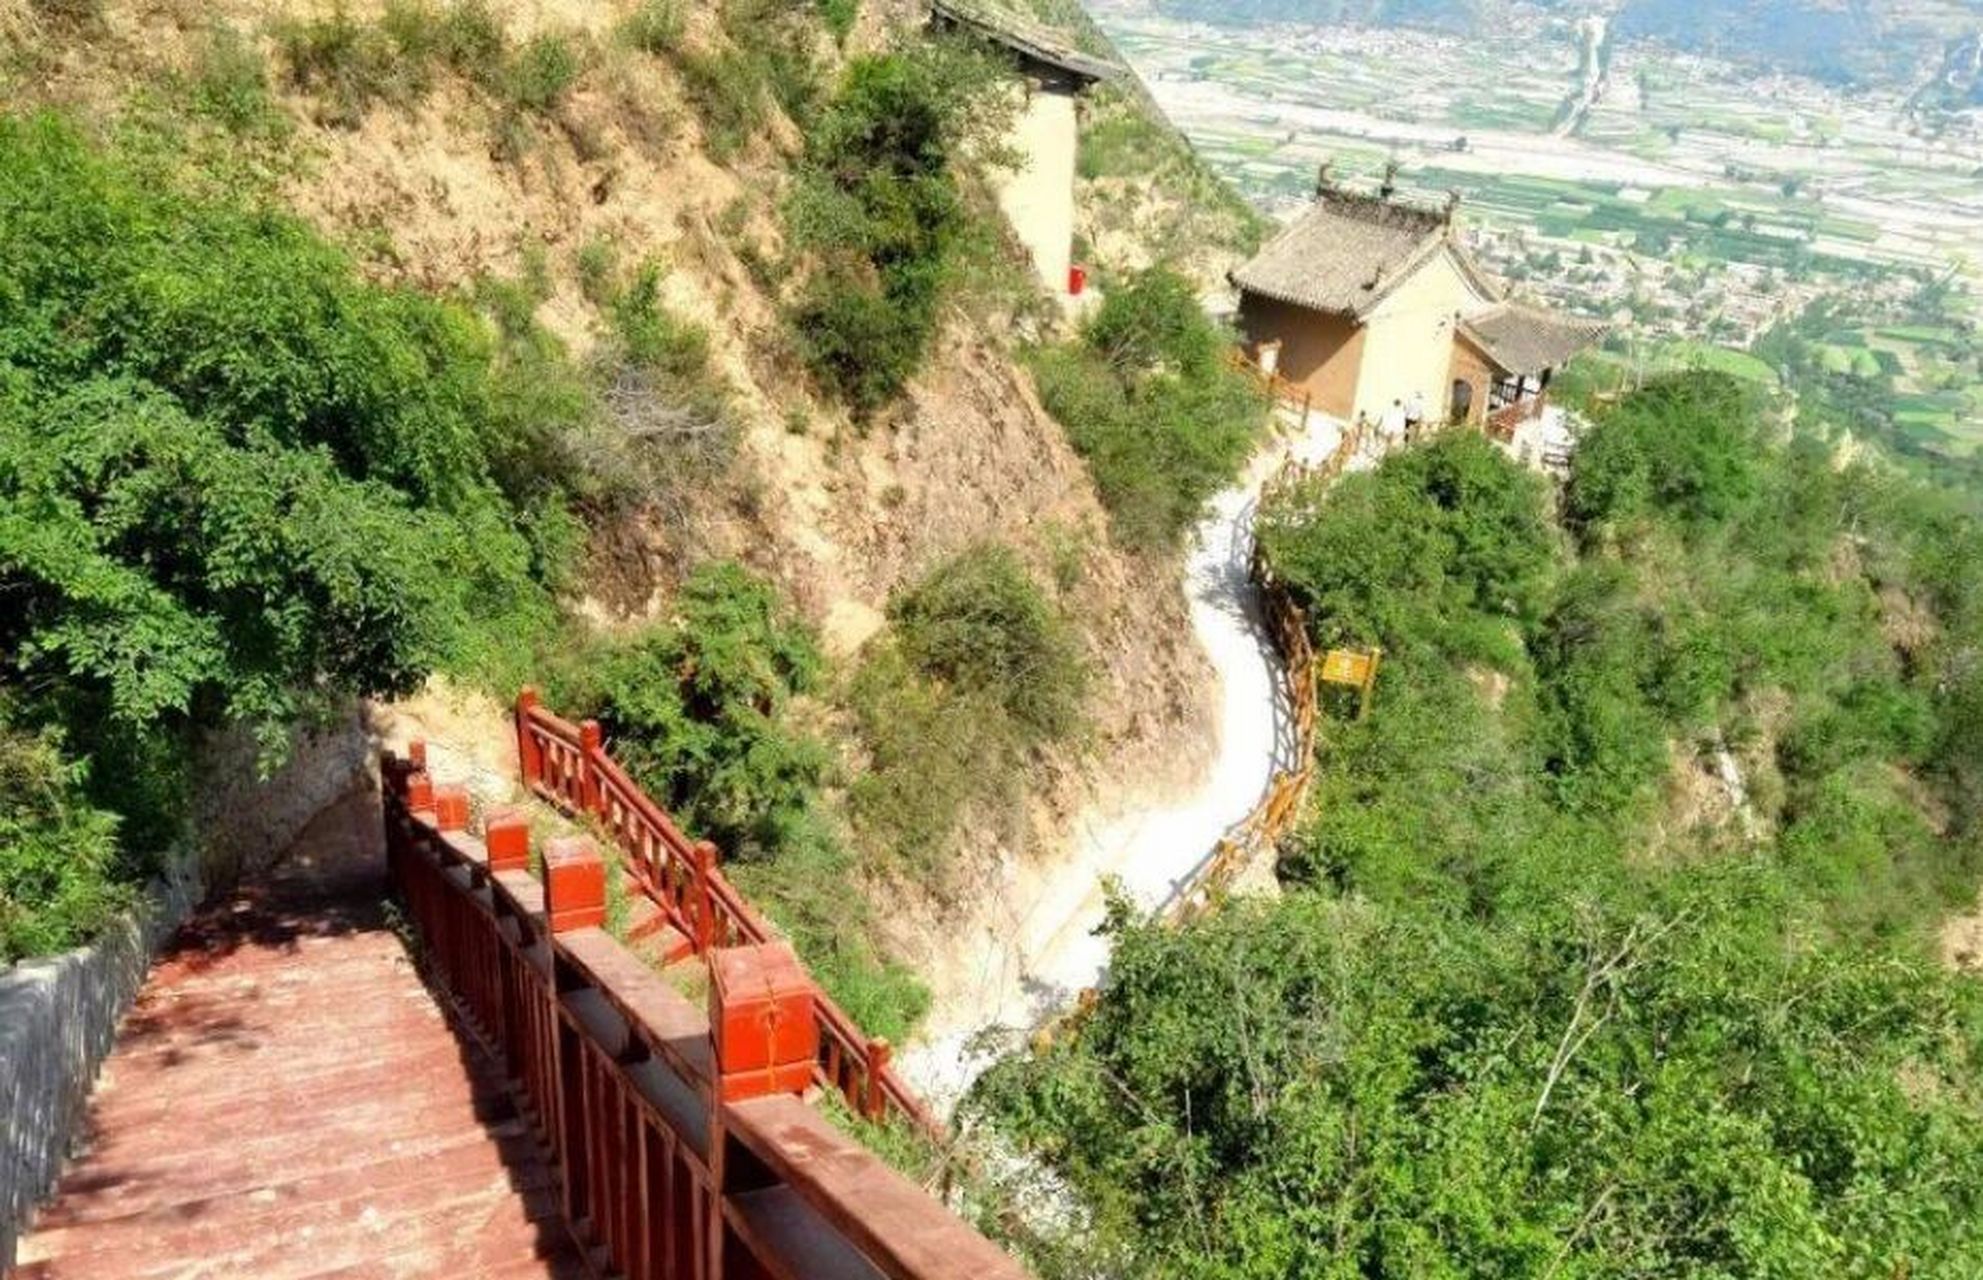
[900,413,1347,1113]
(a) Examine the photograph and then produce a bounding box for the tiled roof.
[930,0,1122,85]
[1229,190,1500,319]
[1459,302,1609,374]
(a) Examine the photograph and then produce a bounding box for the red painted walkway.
[11,790,589,1280]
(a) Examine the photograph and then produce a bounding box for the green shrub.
[276,7,426,127]
[0,716,130,963]
[678,48,766,160]
[785,41,1010,412]
[980,376,1983,1276]
[889,544,1087,743]
[548,564,824,860]
[728,0,822,117]
[368,0,506,86]
[1075,110,1163,181]
[848,545,1087,866]
[574,234,620,305]
[0,114,566,724]
[617,0,685,55]
[1566,371,1764,536]
[611,262,711,382]
[847,643,1018,870]
[502,32,583,113]
[0,117,579,957]
[187,26,283,136]
[544,565,928,1040]
[973,880,1983,1277]
[432,0,508,83]
[1031,267,1267,551]
[1259,432,1555,651]
[789,268,937,415]
[817,0,860,42]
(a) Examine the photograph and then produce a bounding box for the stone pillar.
[484,807,531,873]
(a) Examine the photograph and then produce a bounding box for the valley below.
[1089,0,1983,461]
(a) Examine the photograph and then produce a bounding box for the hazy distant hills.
[1613,0,1982,88]
[1151,0,1983,92]
[1150,0,1486,36]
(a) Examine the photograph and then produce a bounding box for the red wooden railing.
[1487,393,1546,442]
[513,691,943,1142]
[381,749,1026,1280]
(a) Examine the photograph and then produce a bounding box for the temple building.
[930,0,1119,295]
[1230,173,1606,433]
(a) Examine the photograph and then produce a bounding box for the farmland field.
[1087,0,1983,460]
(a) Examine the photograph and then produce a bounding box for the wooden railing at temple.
[1226,348,1314,431]
[1487,393,1546,442]
[514,693,944,1144]
[381,749,1027,1280]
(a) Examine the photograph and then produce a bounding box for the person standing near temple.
[1405,389,1426,441]
[1379,398,1408,454]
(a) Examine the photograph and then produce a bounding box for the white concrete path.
[899,411,1346,1114]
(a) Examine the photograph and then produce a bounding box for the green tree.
[0,115,569,951]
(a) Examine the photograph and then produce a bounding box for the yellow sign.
[1320,649,1373,688]
[1319,647,1383,720]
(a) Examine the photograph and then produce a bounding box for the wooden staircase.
[9,793,588,1280]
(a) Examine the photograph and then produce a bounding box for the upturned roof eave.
[1456,303,1610,374]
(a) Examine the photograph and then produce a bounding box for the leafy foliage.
[550,563,825,860]
[185,25,286,137]
[0,114,560,732]
[817,0,861,42]
[787,38,1013,413]
[276,6,430,127]
[617,0,686,55]
[277,2,586,128]
[544,563,927,1039]
[669,0,824,160]
[0,115,570,954]
[1565,372,1764,535]
[1031,268,1267,550]
[0,712,129,963]
[850,545,1089,867]
[889,543,1088,743]
[501,33,583,113]
[977,379,1983,1276]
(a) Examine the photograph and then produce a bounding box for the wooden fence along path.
[513,694,944,1144]
[1160,419,1365,927]
[382,748,1025,1280]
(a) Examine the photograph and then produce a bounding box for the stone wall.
[0,870,199,1271]
[191,703,376,888]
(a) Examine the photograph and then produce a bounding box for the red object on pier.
[431,783,471,833]
[484,805,531,871]
[711,942,818,1102]
[543,835,606,933]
